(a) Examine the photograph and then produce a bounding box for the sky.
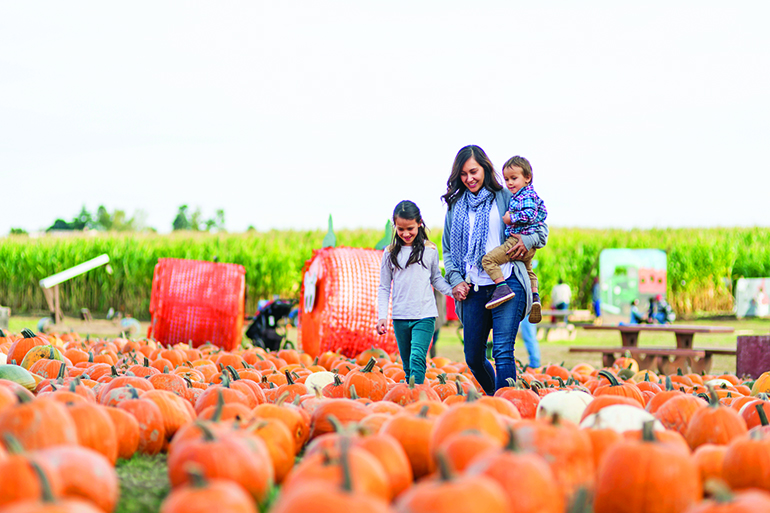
[1,1,768,235]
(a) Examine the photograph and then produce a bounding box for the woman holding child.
[442,145,548,394]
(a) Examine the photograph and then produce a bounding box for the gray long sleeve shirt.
[378,244,454,321]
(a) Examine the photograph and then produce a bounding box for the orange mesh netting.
[299,247,397,358]
[149,258,245,351]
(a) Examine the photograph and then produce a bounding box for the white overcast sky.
[1,1,768,234]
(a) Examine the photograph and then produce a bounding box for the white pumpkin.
[705,378,734,388]
[303,371,336,393]
[0,353,6,365]
[580,404,664,433]
[535,389,593,425]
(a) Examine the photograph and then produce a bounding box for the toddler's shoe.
[485,283,515,309]
[529,293,542,323]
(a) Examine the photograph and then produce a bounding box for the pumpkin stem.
[144,357,150,367]
[465,385,481,402]
[703,479,735,503]
[2,433,25,454]
[0,329,4,337]
[348,384,360,400]
[333,374,343,386]
[195,421,217,442]
[757,403,769,427]
[56,363,67,381]
[598,370,621,387]
[408,375,416,389]
[339,435,354,493]
[556,376,566,388]
[128,386,140,399]
[436,373,447,385]
[21,328,36,339]
[705,384,720,408]
[88,351,94,363]
[641,420,658,442]
[327,414,345,433]
[504,426,520,452]
[284,369,295,385]
[362,357,377,373]
[212,388,225,422]
[454,378,465,396]
[220,371,231,388]
[15,388,33,404]
[29,461,56,503]
[665,375,673,391]
[567,488,591,513]
[505,377,516,388]
[275,391,290,406]
[226,365,241,381]
[418,405,430,418]
[435,451,454,482]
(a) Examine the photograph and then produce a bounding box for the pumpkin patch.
[0,328,766,512]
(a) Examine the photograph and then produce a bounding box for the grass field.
[10,314,769,375]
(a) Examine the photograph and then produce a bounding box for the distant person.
[629,299,647,324]
[592,277,602,325]
[756,286,770,317]
[480,156,547,325]
[551,278,571,312]
[429,288,447,358]
[377,200,453,384]
[518,317,541,369]
[648,294,676,324]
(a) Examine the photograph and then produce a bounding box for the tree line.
[9,205,226,235]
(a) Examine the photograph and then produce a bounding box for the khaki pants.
[481,234,538,291]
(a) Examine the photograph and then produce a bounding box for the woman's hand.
[376,319,387,335]
[506,237,528,260]
[452,282,470,302]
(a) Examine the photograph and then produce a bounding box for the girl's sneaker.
[529,293,542,323]
[486,283,515,309]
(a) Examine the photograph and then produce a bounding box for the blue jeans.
[519,317,540,368]
[392,318,435,384]
[459,273,526,395]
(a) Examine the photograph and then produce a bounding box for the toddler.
[480,156,547,322]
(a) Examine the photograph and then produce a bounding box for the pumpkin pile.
[1,327,770,513]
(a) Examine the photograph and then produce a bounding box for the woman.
[441,145,548,394]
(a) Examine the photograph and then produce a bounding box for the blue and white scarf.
[450,188,494,271]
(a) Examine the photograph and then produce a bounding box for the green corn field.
[1,227,768,320]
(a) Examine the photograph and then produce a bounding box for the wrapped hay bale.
[149,258,245,351]
[299,247,397,358]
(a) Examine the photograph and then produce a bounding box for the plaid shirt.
[506,184,547,236]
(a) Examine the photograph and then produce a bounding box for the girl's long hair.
[441,144,502,206]
[390,200,429,270]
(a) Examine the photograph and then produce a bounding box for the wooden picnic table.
[571,324,735,373]
[581,324,734,349]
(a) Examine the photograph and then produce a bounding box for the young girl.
[377,200,454,384]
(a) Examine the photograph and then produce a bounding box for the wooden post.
[53,284,62,324]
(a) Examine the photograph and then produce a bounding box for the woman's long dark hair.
[390,200,429,269]
[441,145,502,206]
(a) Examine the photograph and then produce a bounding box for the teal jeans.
[392,318,435,384]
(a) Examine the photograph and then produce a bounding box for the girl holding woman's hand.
[441,145,548,394]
